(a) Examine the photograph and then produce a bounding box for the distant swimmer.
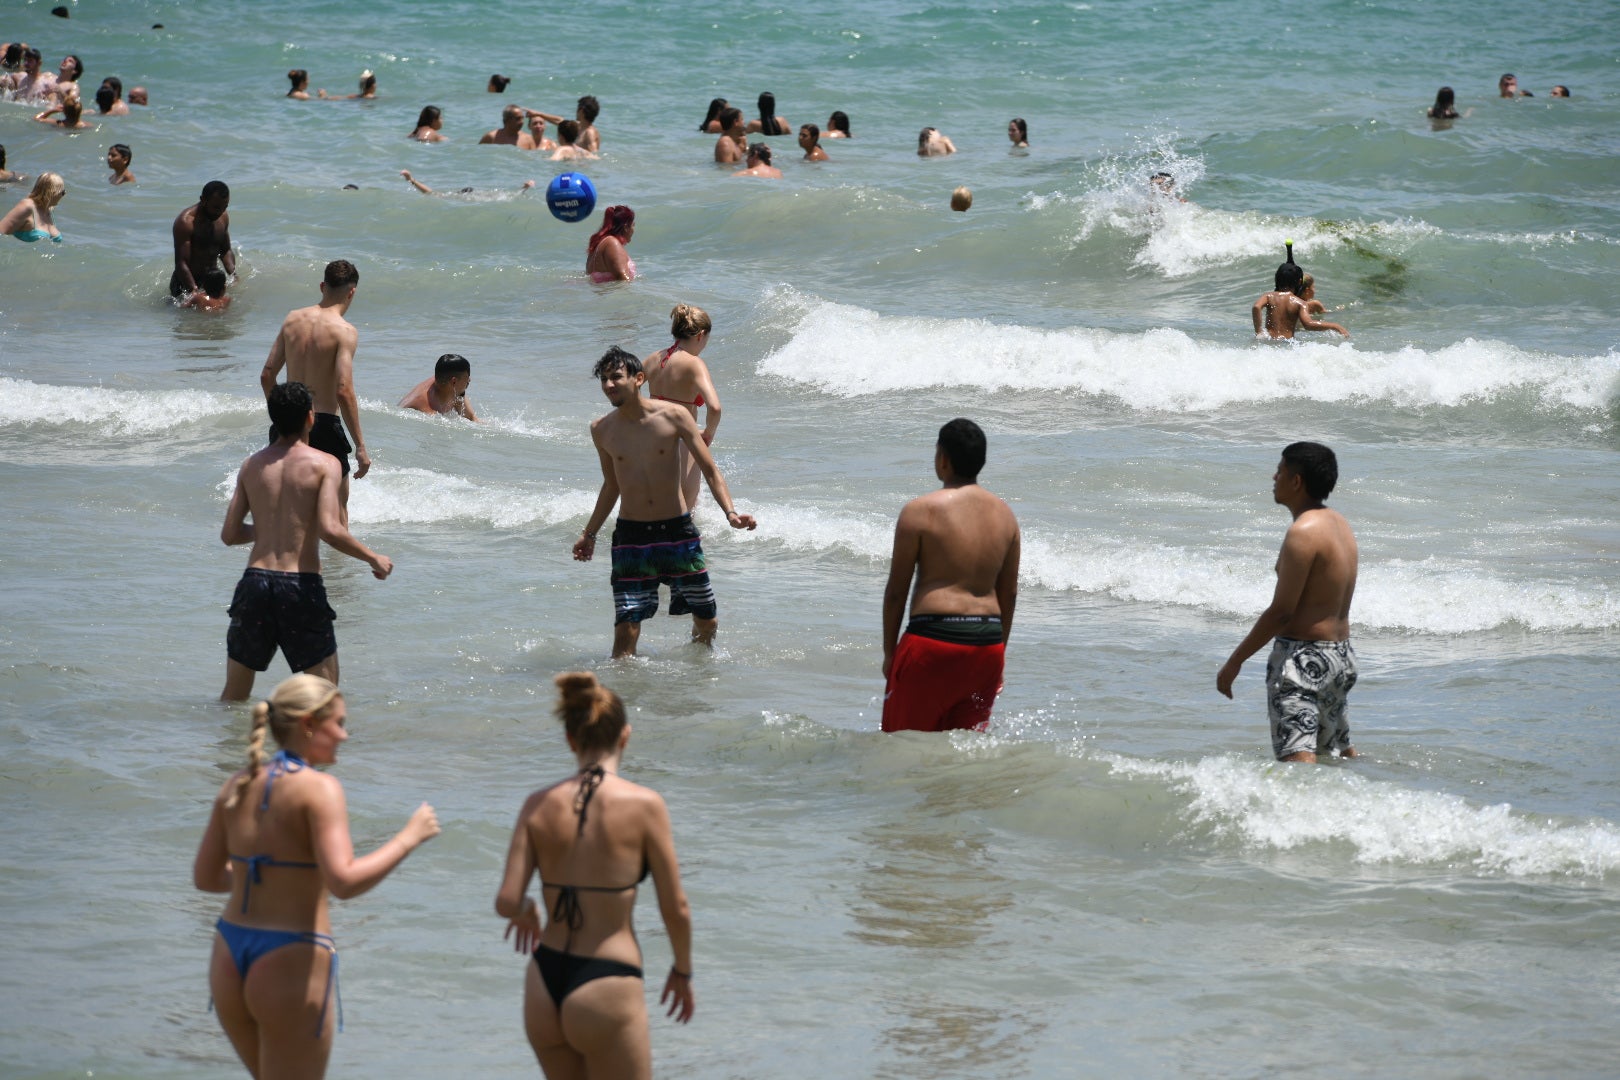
[1150,172,1187,203]
[259,260,370,523]
[94,77,131,116]
[550,120,597,161]
[525,112,558,151]
[194,671,439,1079]
[798,123,829,162]
[825,110,851,138]
[1550,84,1570,98]
[34,95,93,130]
[494,672,694,1074]
[951,186,972,211]
[182,268,231,311]
[572,347,756,659]
[699,96,728,133]
[881,419,1020,733]
[1427,86,1461,121]
[399,353,478,420]
[1498,73,1531,99]
[643,304,722,510]
[918,126,956,157]
[527,95,601,152]
[400,169,535,196]
[731,143,781,179]
[219,381,393,700]
[1007,117,1028,148]
[128,86,149,106]
[746,91,789,135]
[409,105,446,142]
[286,69,310,99]
[586,206,636,282]
[481,104,537,149]
[170,180,234,298]
[1217,442,1360,764]
[488,73,510,93]
[1252,242,1348,340]
[713,107,746,164]
[107,143,134,185]
[318,69,376,100]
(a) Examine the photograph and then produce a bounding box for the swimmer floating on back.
[1252,241,1349,340]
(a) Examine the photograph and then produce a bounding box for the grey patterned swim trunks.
[1266,637,1357,760]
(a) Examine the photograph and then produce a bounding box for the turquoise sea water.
[2,1,1618,1076]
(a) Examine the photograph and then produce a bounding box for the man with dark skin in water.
[1217,442,1360,763]
[170,180,234,298]
[260,260,370,525]
[881,419,1021,733]
[572,347,756,659]
[219,381,392,701]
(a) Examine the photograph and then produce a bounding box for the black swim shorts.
[226,568,338,673]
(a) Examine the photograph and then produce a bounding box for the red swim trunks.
[882,615,1006,733]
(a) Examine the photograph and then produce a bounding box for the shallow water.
[2,0,1618,1076]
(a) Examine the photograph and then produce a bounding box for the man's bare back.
[900,485,1021,621]
[266,305,355,412]
[226,440,347,575]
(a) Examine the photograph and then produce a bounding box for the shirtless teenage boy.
[713,107,746,164]
[572,347,756,658]
[881,419,1021,733]
[399,353,478,420]
[170,181,234,299]
[259,260,370,523]
[1217,442,1360,762]
[219,381,393,701]
[1252,242,1348,340]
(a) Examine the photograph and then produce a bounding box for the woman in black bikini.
[497,672,694,1079]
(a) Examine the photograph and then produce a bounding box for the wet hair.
[62,54,82,81]
[95,84,116,112]
[592,346,643,380]
[31,172,64,207]
[800,123,820,147]
[756,92,780,134]
[61,98,82,125]
[488,74,509,92]
[0,145,6,169]
[103,75,123,95]
[201,268,229,298]
[1274,240,1303,292]
[700,97,727,132]
[287,69,308,94]
[951,186,972,211]
[1499,73,1515,92]
[1010,117,1027,142]
[918,126,937,150]
[1151,171,1174,184]
[553,671,626,754]
[227,674,341,810]
[435,353,471,381]
[201,179,230,202]
[587,205,635,255]
[558,119,580,144]
[937,418,986,481]
[828,110,850,136]
[23,47,42,63]
[1299,272,1315,295]
[748,142,772,164]
[324,259,359,289]
[1429,86,1457,118]
[1280,441,1338,500]
[3,44,23,69]
[577,95,599,123]
[1552,85,1570,97]
[342,183,359,190]
[52,5,70,17]
[670,303,711,340]
[414,105,441,132]
[359,71,377,94]
[109,142,131,164]
[719,106,743,131]
[267,380,313,437]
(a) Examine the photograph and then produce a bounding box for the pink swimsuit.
[588,256,636,283]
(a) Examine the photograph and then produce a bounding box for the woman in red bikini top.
[642,304,722,510]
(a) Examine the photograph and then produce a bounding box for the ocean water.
[2,0,1618,1077]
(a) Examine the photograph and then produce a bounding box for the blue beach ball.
[546,173,597,223]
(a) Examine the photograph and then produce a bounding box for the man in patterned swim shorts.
[1216,442,1360,762]
[572,347,756,658]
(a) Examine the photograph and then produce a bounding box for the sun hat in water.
[546,172,597,223]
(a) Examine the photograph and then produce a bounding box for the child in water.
[1252,242,1348,340]
[183,268,231,311]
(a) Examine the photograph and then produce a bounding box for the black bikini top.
[542,765,650,935]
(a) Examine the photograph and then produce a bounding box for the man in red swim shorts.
[881,418,1022,733]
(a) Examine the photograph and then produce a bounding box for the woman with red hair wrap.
[586,205,636,282]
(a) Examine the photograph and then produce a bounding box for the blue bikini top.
[14,228,61,243]
[230,749,320,913]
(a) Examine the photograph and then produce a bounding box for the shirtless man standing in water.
[170,180,234,299]
[1252,242,1349,340]
[1217,442,1360,762]
[572,347,755,659]
[219,381,392,700]
[881,419,1021,733]
[260,260,370,523]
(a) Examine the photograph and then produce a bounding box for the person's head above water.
[358,70,376,95]
[557,119,580,145]
[1551,84,1570,98]
[415,105,441,129]
[592,345,644,381]
[937,418,987,482]
[719,106,743,133]
[434,353,471,383]
[1280,441,1338,501]
[201,267,229,299]
[94,83,118,112]
[31,172,66,208]
[199,180,230,218]
[108,143,131,169]
[267,380,314,438]
[60,97,83,126]
[287,69,307,94]
[1008,117,1028,144]
[577,94,599,124]
[1274,240,1304,293]
[488,73,509,93]
[700,97,727,132]
[747,142,772,165]
[587,205,635,255]
[828,110,850,136]
[554,671,627,756]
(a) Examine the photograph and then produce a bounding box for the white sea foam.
[1099,751,1620,879]
[758,291,1620,414]
[213,466,596,529]
[0,377,253,434]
